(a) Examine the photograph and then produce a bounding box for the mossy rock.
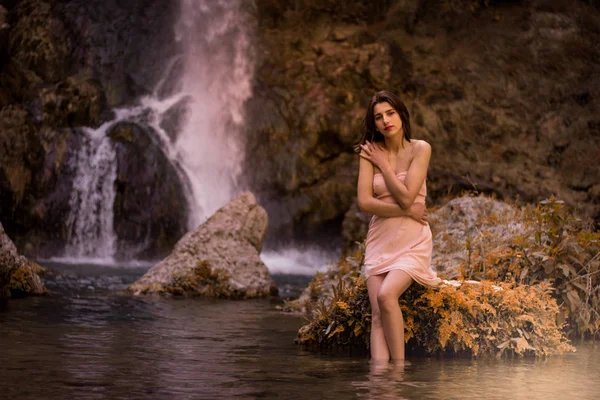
[8,0,71,83]
[294,261,575,358]
[38,76,109,128]
[9,262,49,298]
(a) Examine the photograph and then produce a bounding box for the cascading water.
[65,126,117,261]
[62,0,253,262]
[169,0,254,226]
[60,0,337,272]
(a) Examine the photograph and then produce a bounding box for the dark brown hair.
[354,90,411,153]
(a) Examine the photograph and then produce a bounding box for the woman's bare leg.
[366,273,390,361]
[377,270,413,361]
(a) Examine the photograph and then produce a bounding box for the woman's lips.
[384,125,394,130]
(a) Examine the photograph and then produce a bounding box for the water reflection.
[1,292,599,399]
[353,361,411,400]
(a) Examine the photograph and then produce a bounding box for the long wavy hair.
[354,90,411,153]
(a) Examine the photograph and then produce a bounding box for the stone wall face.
[1,1,599,257]
[245,0,600,245]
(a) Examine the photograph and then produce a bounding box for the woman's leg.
[377,270,413,360]
[366,273,390,361]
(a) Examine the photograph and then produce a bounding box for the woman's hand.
[359,141,390,171]
[406,203,428,225]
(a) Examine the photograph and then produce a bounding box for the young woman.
[356,90,441,361]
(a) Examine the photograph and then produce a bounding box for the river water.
[1,263,598,400]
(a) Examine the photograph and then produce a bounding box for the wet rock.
[156,57,185,100]
[129,192,277,298]
[36,76,110,128]
[0,104,78,258]
[0,221,48,298]
[108,121,189,260]
[159,96,191,142]
[54,0,180,107]
[0,0,182,259]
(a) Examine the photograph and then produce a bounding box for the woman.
[357,90,441,361]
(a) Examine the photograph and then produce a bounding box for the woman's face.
[373,101,402,137]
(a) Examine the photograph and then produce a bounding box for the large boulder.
[319,195,600,339]
[292,195,528,312]
[108,121,189,260]
[129,192,277,298]
[0,221,47,298]
[428,196,526,278]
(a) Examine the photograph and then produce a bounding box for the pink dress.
[363,171,441,287]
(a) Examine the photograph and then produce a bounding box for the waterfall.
[62,0,253,261]
[65,126,117,261]
[170,0,254,227]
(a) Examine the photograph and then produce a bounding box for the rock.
[0,0,184,259]
[53,0,180,107]
[246,0,600,246]
[366,43,392,88]
[0,221,48,298]
[0,106,43,206]
[8,0,71,83]
[0,105,78,258]
[428,196,526,278]
[341,202,370,256]
[0,5,9,67]
[159,96,191,142]
[108,121,189,260]
[129,192,277,298]
[156,57,185,100]
[339,195,527,277]
[36,77,110,128]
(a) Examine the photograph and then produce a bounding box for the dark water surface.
[1,263,598,399]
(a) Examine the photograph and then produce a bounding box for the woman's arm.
[357,153,428,222]
[361,141,431,209]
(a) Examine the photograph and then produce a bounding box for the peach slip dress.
[362,171,441,287]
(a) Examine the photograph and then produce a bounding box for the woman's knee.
[377,289,399,312]
[371,309,383,328]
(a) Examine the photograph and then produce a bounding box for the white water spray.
[65,126,117,261]
[171,0,254,226]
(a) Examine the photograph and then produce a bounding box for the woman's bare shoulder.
[411,139,431,154]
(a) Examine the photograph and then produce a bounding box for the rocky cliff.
[0,0,598,258]
[245,0,600,246]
